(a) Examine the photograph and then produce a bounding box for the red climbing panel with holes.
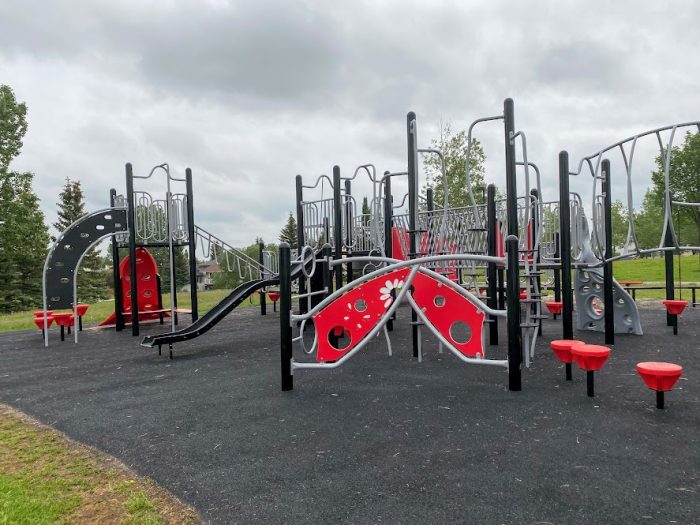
[313,268,486,363]
[391,227,409,260]
[98,247,167,326]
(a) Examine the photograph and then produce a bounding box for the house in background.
[197,262,222,290]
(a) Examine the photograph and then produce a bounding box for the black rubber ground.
[1,306,698,524]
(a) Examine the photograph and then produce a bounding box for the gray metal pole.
[602,159,615,344]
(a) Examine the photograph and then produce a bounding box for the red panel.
[411,273,485,358]
[312,267,486,363]
[314,268,411,362]
[391,227,409,261]
[98,247,166,326]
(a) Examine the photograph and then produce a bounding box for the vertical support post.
[586,370,595,397]
[407,112,419,358]
[554,232,562,307]
[503,99,518,238]
[656,391,665,409]
[664,228,675,326]
[110,189,124,331]
[185,168,199,322]
[602,159,615,345]
[426,188,434,254]
[259,241,267,316]
[530,188,542,336]
[295,175,306,314]
[125,163,139,336]
[333,166,343,292]
[487,184,498,345]
[344,179,353,284]
[506,235,522,391]
[383,171,394,332]
[279,242,293,391]
[559,152,574,340]
[171,242,178,326]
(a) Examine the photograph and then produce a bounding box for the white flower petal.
[379,287,390,295]
[385,280,393,290]
[383,298,392,308]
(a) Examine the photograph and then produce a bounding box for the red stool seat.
[636,362,683,392]
[34,310,54,317]
[76,304,89,316]
[267,292,280,302]
[571,344,610,371]
[545,302,563,315]
[34,316,55,329]
[519,290,527,300]
[52,313,75,326]
[662,300,688,316]
[550,339,584,364]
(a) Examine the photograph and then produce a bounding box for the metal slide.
[140,277,280,348]
[140,250,316,349]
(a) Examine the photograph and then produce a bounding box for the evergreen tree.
[53,178,110,303]
[422,123,486,208]
[0,85,50,312]
[279,212,298,249]
[361,196,371,226]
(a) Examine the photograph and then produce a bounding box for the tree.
[279,212,298,249]
[361,197,371,226]
[650,131,700,249]
[53,178,110,303]
[0,85,28,172]
[422,123,486,209]
[150,247,190,291]
[610,200,629,253]
[0,85,49,312]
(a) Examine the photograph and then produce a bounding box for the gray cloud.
[1,0,698,247]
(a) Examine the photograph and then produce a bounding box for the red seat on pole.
[636,362,683,409]
[662,300,688,316]
[571,344,611,397]
[545,301,563,315]
[34,316,55,329]
[550,339,583,364]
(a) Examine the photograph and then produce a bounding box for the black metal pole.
[602,159,614,345]
[503,99,518,238]
[407,112,419,358]
[110,189,124,331]
[259,241,266,316]
[279,242,293,391]
[426,187,434,255]
[171,243,178,326]
[559,152,574,340]
[554,232,562,309]
[487,184,498,345]
[664,228,675,327]
[295,175,306,314]
[383,172,394,332]
[185,168,198,322]
[126,163,139,336]
[506,235,522,391]
[587,370,595,397]
[333,166,343,292]
[656,390,665,409]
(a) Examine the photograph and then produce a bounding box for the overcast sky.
[2,0,698,247]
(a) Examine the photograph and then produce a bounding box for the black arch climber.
[44,208,127,310]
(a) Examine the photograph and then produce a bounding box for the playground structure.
[42,163,278,347]
[278,97,697,393]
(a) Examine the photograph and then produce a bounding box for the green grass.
[0,405,198,524]
[0,289,265,333]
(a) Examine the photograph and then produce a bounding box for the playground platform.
[0,306,697,523]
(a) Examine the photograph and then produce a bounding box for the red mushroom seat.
[545,302,563,315]
[76,304,89,316]
[571,344,610,371]
[267,292,280,302]
[34,316,55,329]
[550,339,583,364]
[636,362,683,392]
[662,300,688,316]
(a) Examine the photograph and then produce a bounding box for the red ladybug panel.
[314,269,411,362]
[411,273,486,358]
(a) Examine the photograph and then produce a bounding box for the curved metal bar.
[292,264,421,370]
[406,294,508,368]
[464,115,504,227]
[302,174,333,190]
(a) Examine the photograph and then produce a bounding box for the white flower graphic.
[379,278,404,308]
